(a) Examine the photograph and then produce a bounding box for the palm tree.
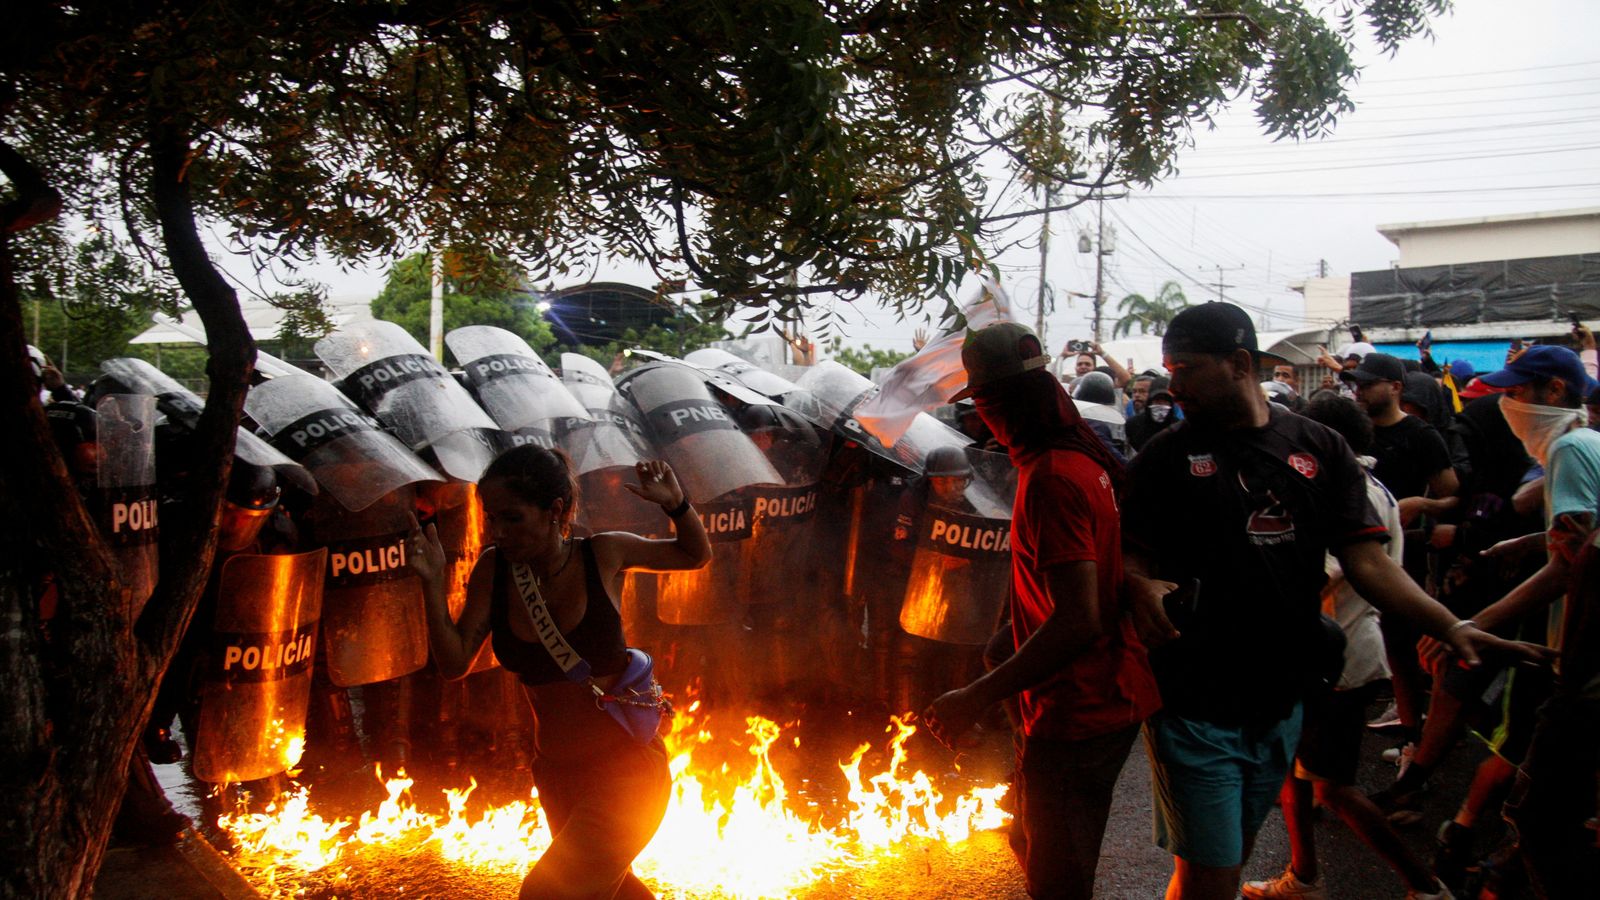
[1113,281,1189,338]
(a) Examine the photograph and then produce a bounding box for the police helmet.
[1072,371,1117,406]
[924,445,972,478]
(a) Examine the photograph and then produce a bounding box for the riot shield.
[315,321,500,482]
[98,357,318,496]
[655,494,755,625]
[1074,399,1127,450]
[616,362,781,503]
[558,353,661,534]
[95,394,158,617]
[626,348,788,412]
[789,361,971,476]
[684,347,800,399]
[192,548,326,784]
[446,326,586,450]
[246,373,443,513]
[303,485,429,687]
[559,353,654,473]
[898,452,1013,645]
[425,481,497,673]
[743,413,827,608]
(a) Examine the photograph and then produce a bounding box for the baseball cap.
[1479,344,1599,392]
[1162,302,1288,365]
[1340,352,1406,386]
[1336,341,1377,362]
[949,321,1051,401]
[1445,359,1476,382]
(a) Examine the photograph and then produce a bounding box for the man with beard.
[924,322,1161,900]
[1121,302,1544,900]
[1343,352,1459,771]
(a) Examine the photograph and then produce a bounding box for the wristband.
[664,498,691,518]
[1446,619,1477,636]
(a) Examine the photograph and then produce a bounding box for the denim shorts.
[1143,705,1303,868]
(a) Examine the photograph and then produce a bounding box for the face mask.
[1500,396,1587,465]
[1149,404,1172,423]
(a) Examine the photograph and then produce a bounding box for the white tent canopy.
[129,294,375,345]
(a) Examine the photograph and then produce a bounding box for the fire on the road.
[219,708,1010,899]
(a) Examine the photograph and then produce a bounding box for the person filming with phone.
[1064,339,1131,390]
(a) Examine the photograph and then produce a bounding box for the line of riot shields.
[77,321,1017,791]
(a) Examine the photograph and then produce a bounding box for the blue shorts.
[1142,706,1303,868]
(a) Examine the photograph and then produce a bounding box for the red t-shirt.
[1010,447,1162,740]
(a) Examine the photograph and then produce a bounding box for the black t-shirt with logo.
[1123,405,1386,727]
[1370,414,1452,501]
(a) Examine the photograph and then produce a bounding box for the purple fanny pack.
[592,649,672,744]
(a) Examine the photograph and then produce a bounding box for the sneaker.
[1241,867,1327,899]
[1404,878,1455,899]
[1368,700,1403,731]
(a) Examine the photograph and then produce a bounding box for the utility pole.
[1093,194,1106,342]
[1079,194,1115,342]
[429,247,445,361]
[1034,179,1055,345]
[1200,263,1244,303]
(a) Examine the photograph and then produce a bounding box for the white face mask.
[1500,396,1587,465]
[1149,404,1172,423]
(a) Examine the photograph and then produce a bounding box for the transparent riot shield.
[246,373,443,513]
[98,357,317,496]
[558,353,662,535]
[616,362,781,504]
[684,347,800,399]
[789,361,971,476]
[303,486,429,687]
[898,499,1012,646]
[446,326,587,449]
[655,495,755,625]
[95,394,158,617]
[315,321,501,482]
[192,548,326,784]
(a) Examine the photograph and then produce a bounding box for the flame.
[220,710,1009,898]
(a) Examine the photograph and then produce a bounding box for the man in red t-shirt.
[925,322,1162,900]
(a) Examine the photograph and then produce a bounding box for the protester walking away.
[1242,393,1454,900]
[1121,302,1548,900]
[924,322,1161,900]
[413,447,710,899]
[1412,345,1600,898]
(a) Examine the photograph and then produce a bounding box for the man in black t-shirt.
[1123,303,1542,900]
[1344,352,1458,506]
[1343,351,1459,752]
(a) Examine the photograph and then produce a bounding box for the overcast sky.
[243,0,1600,355]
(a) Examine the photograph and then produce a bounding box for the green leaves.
[5,0,1446,331]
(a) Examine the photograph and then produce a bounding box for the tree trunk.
[0,120,252,897]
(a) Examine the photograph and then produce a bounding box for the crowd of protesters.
[25,301,1600,900]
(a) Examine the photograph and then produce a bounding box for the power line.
[1169,143,1600,179]
[1359,58,1600,84]
[1137,181,1600,199]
